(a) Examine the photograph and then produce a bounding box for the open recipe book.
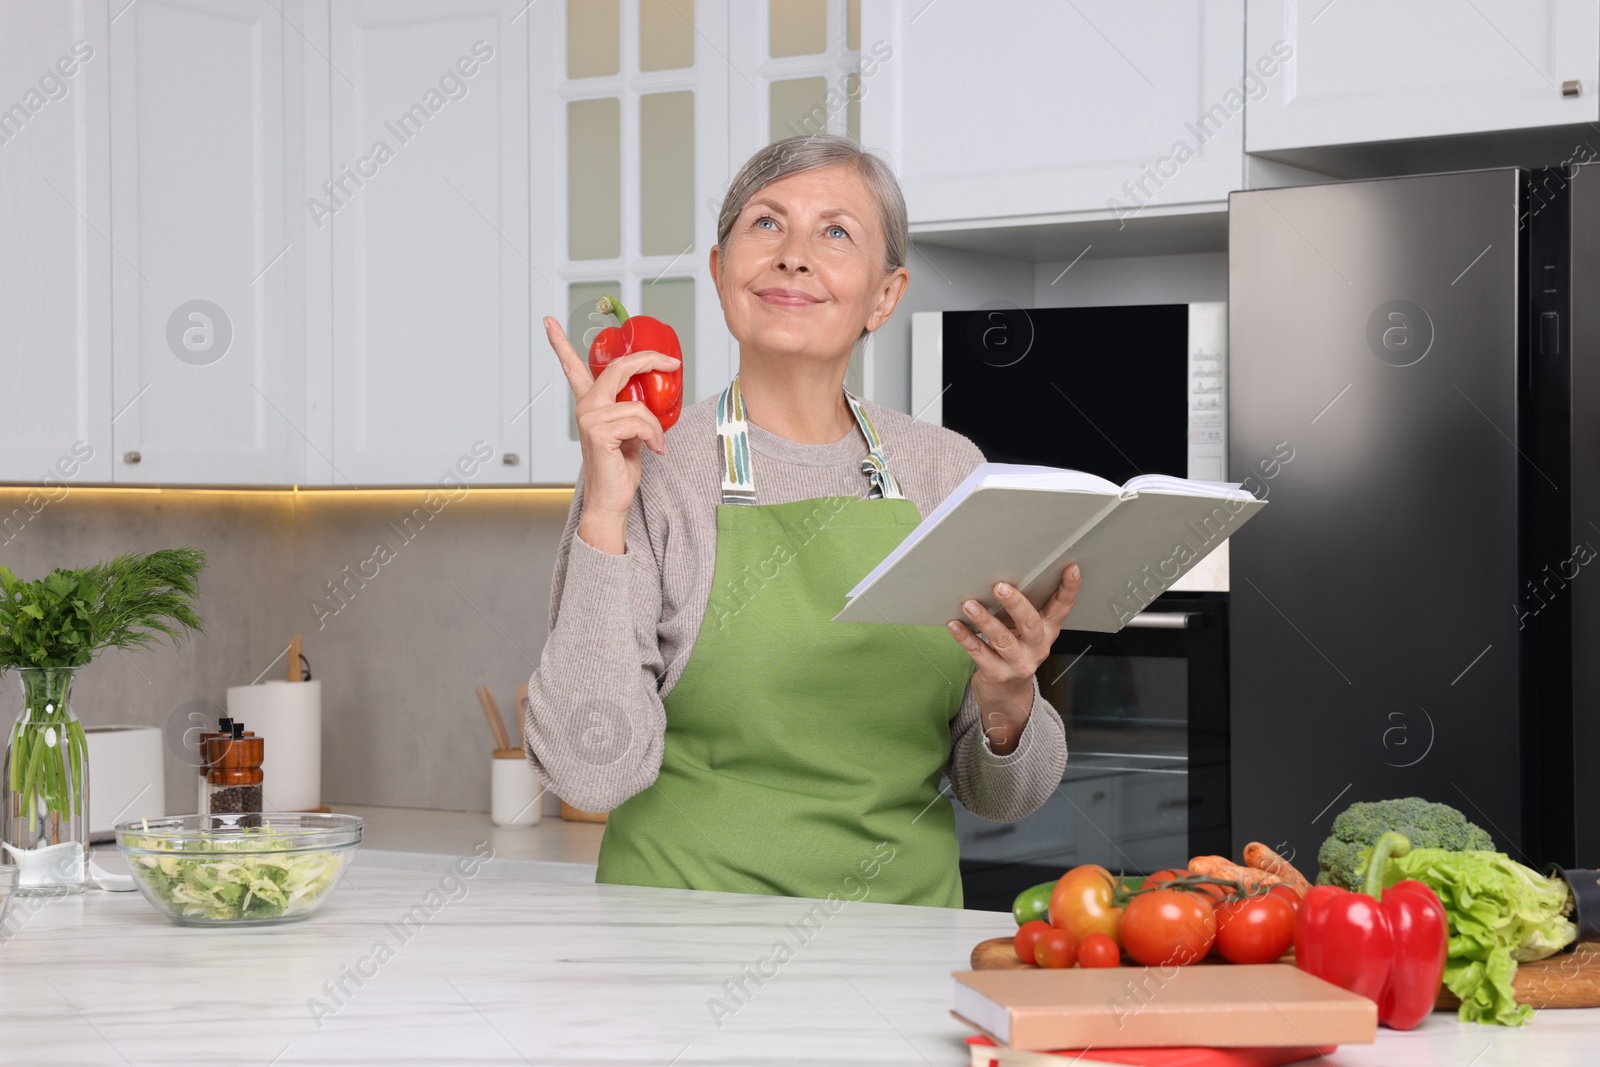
[833,463,1266,633]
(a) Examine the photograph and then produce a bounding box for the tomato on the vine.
[1049,865,1123,944]
[1014,920,1053,966]
[1143,866,1226,902]
[1035,927,1078,969]
[1077,932,1121,968]
[1268,884,1302,911]
[1142,868,1189,888]
[1119,888,1216,966]
[1214,892,1297,964]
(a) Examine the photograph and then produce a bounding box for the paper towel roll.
[225,679,322,812]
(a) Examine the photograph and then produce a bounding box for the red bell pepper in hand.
[1294,831,1448,1030]
[587,296,684,430]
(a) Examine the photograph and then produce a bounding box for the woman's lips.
[756,289,822,307]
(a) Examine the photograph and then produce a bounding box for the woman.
[526,134,1078,908]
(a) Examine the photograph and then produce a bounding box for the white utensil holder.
[490,752,541,827]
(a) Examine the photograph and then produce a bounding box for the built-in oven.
[911,303,1233,910]
[951,592,1230,910]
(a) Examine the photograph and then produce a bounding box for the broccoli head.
[1315,797,1495,889]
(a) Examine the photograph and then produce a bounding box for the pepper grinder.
[203,723,265,827]
[196,715,232,814]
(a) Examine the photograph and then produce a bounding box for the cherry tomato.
[1214,892,1297,965]
[1013,920,1053,966]
[1077,933,1121,968]
[1034,927,1078,969]
[1049,865,1123,945]
[1119,888,1216,967]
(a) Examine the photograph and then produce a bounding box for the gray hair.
[716,133,908,276]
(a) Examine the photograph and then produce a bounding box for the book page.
[1021,492,1265,631]
[1122,473,1250,498]
[849,464,1119,598]
[836,486,1121,625]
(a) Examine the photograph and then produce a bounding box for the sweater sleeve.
[935,430,1069,822]
[523,469,669,813]
[946,675,1067,822]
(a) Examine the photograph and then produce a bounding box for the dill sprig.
[0,547,207,669]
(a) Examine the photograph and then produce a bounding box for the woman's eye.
[826,224,849,238]
[754,215,776,229]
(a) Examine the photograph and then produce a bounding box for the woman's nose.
[775,232,811,272]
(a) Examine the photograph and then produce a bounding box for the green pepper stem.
[594,295,630,325]
[1362,831,1413,898]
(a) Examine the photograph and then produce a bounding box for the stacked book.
[953,964,1376,1066]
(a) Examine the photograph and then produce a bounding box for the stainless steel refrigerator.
[1229,165,1600,872]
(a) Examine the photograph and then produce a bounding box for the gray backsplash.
[0,486,572,816]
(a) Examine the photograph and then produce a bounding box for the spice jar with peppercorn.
[203,722,264,827]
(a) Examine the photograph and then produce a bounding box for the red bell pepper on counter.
[1294,831,1448,1030]
[587,296,684,430]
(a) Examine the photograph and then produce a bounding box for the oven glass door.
[952,594,1229,911]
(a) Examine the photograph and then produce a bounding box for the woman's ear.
[865,266,910,333]
[708,244,723,303]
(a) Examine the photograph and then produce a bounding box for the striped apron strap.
[715,376,757,506]
[844,387,905,502]
[715,375,905,505]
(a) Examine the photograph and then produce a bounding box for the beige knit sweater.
[523,391,1068,822]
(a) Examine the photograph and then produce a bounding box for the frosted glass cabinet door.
[109,0,303,485]
[0,1,114,484]
[860,0,1245,225]
[1246,0,1600,152]
[327,0,531,485]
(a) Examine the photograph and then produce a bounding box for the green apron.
[595,375,976,907]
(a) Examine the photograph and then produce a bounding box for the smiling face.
[710,163,909,370]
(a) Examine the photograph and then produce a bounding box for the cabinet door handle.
[502,452,520,466]
[123,451,142,465]
[1564,80,1582,98]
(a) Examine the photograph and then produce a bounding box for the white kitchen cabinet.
[860,0,1245,226]
[108,0,306,484]
[529,0,744,485]
[322,0,530,486]
[1246,0,1600,153]
[0,2,114,484]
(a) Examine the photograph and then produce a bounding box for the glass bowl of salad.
[115,813,362,926]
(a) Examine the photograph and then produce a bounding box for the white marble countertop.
[336,803,603,881]
[0,865,1595,1066]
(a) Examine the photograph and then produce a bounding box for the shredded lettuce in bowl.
[120,821,353,923]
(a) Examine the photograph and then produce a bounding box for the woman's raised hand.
[544,315,681,554]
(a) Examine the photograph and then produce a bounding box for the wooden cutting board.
[970,937,1600,1009]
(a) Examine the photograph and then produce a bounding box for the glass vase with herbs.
[0,549,205,895]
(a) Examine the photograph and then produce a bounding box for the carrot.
[1243,842,1311,896]
[1186,855,1283,891]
